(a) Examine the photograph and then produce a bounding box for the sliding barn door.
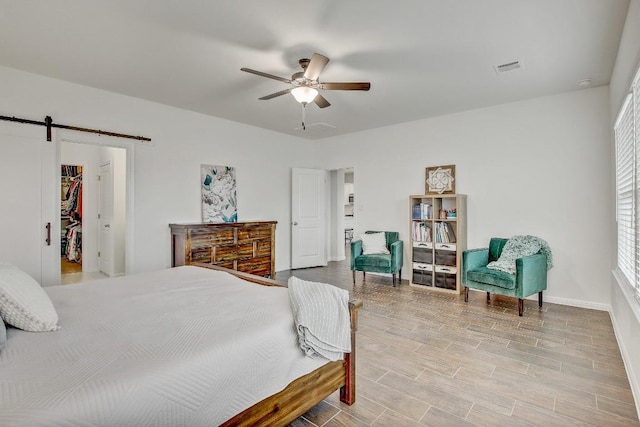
[0,122,59,286]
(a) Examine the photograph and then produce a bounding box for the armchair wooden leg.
[538,291,543,308]
[362,272,366,282]
[518,299,524,316]
[392,274,396,287]
[487,292,491,303]
[399,270,402,283]
[464,286,469,302]
[352,271,356,284]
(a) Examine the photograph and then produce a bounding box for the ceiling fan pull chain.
[302,104,306,130]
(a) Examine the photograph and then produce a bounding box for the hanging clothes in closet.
[61,165,82,263]
[64,221,82,262]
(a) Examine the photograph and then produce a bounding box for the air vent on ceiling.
[294,122,336,133]
[494,60,523,75]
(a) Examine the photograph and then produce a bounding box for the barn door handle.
[45,222,51,246]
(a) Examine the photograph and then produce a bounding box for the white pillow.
[361,232,390,255]
[0,262,60,332]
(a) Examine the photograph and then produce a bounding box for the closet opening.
[61,164,83,276]
[59,141,128,285]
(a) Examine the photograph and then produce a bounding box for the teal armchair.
[351,231,403,287]
[462,238,548,316]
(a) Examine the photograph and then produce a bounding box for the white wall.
[0,65,315,275]
[317,86,612,309]
[609,0,640,416]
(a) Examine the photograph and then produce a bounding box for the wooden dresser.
[169,221,277,278]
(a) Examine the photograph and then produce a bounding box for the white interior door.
[0,122,58,285]
[291,168,326,269]
[98,162,113,276]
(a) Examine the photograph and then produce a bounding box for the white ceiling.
[0,1,630,140]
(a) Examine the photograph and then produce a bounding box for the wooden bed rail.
[192,263,362,426]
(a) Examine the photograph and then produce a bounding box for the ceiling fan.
[240,53,371,109]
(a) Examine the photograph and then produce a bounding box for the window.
[615,67,640,302]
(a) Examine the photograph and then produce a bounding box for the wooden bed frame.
[194,263,362,427]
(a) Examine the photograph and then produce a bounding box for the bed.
[0,264,361,426]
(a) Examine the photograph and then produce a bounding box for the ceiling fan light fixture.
[291,86,318,104]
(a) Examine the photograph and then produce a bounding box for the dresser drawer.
[190,228,234,247]
[255,240,272,257]
[212,261,234,270]
[214,243,253,262]
[190,247,212,263]
[237,257,271,277]
[238,226,272,242]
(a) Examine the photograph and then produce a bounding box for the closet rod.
[0,114,151,142]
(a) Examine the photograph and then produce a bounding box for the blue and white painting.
[201,164,237,223]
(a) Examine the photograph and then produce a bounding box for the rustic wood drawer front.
[170,221,277,279]
[190,228,234,247]
[213,261,235,270]
[237,227,272,242]
[190,247,212,263]
[255,240,272,257]
[214,244,253,262]
[237,257,271,277]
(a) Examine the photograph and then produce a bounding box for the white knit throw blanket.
[487,235,553,275]
[288,276,351,361]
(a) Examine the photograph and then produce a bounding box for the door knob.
[293,222,298,226]
[104,224,110,228]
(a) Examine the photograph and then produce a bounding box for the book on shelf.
[412,203,432,220]
[434,222,456,243]
[421,203,432,219]
[412,221,431,242]
[412,204,422,220]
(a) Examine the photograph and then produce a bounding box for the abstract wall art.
[201,164,237,222]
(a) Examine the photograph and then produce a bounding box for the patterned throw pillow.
[486,235,543,275]
[361,232,390,255]
[0,262,60,332]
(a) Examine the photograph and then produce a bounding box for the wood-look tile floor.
[275,256,640,426]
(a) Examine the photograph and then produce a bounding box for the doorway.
[327,167,355,262]
[59,141,128,285]
[60,164,83,275]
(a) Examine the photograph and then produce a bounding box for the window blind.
[616,94,634,285]
[634,75,640,298]
[615,65,640,300]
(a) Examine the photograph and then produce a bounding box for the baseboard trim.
[540,295,610,312]
[610,270,640,419]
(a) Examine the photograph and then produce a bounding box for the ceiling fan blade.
[241,68,291,84]
[314,93,331,108]
[304,53,329,81]
[320,82,371,91]
[258,88,292,100]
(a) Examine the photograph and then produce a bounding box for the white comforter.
[0,266,327,426]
